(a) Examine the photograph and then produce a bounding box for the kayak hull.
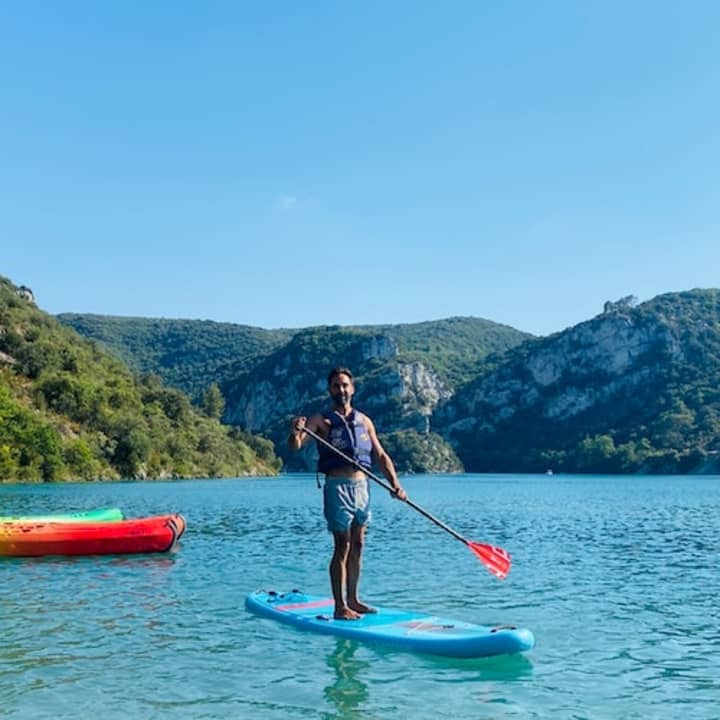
[0,508,124,523]
[245,590,534,658]
[0,514,186,557]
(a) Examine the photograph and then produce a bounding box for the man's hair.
[327,367,354,386]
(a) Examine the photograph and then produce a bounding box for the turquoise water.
[1,474,718,719]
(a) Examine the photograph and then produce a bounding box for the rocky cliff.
[223,327,461,471]
[435,290,720,473]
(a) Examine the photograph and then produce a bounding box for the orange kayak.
[0,514,186,557]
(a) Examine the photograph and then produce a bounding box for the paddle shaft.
[301,425,471,547]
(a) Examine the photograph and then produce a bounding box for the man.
[289,367,407,620]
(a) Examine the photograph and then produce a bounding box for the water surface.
[1,474,718,719]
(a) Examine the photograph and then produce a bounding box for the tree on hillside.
[200,383,225,419]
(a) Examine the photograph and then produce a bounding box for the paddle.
[301,425,511,579]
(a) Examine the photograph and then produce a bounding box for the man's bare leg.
[347,524,377,614]
[331,531,360,619]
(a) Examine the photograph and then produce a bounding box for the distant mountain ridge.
[55,287,720,475]
[57,314,529,398]
[58,314,531,472]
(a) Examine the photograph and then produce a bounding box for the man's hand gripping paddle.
[301,425,511,579]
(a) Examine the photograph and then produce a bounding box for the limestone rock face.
[227,359,450,430]
[358,361,452,433]
[398,362,453,414]
[224,334,400,432]
[360,335,397,362]
[429,290,720,473]
[437,311,683,439]
[16,285,35,304]
[223,333,454,470]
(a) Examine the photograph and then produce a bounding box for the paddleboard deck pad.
[245,590,534,658]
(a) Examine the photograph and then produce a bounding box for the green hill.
[1,277,280,482]
[57,313,530,473]
[56,313,294,401]
[436,290,720,473]
[349,316,533,386]
[57,314,529,401]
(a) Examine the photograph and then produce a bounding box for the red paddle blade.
[468,542,511,580]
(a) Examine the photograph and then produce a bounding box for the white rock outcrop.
[440,311,683,436]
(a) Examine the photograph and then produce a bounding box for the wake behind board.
[245,590,534,658]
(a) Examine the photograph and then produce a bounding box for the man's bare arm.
[288,414,324,450]
[364,416,407,500]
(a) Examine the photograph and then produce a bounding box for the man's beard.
[332,392,350,407]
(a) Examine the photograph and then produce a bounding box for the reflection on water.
[320,636,535,719]
[323,640,371,720]
[417,650,535,681]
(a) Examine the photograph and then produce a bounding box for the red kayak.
[0,514,186,557]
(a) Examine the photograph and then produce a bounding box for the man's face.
[329,373,354,408]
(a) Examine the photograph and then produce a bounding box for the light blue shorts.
[323,477,371,533]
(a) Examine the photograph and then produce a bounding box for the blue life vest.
[317,410,373,473]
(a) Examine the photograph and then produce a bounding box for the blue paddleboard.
[245,590,534,658]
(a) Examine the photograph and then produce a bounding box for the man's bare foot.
[334,606,361,620]
[348,601,377,614]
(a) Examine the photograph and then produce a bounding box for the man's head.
[327,367,354,409]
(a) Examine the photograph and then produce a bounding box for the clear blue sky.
[2,2,719,336]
